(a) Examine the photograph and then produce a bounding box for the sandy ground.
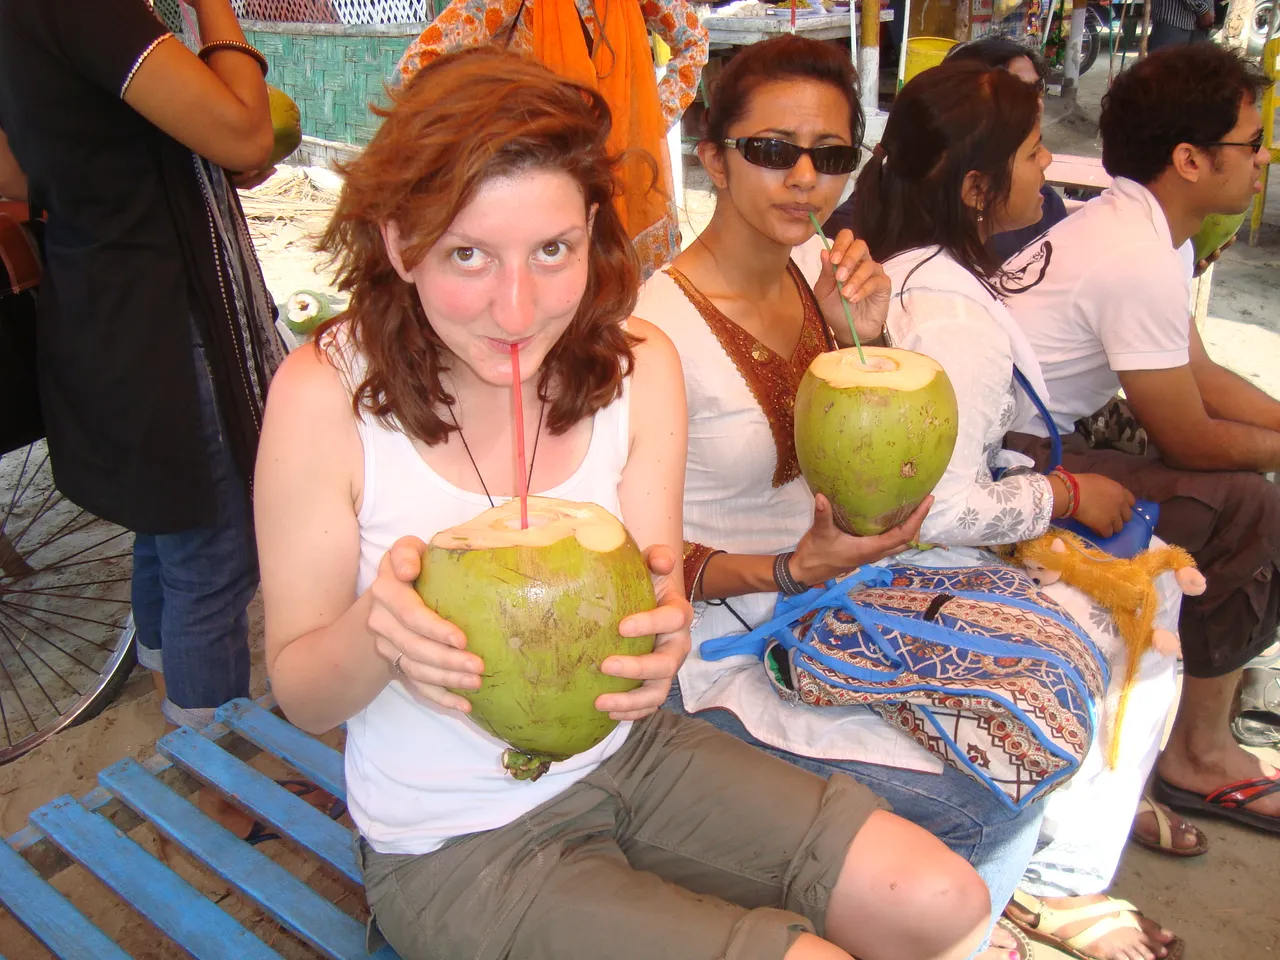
[3,52,1280,960]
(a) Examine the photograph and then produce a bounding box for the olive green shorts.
[357,709,888,960]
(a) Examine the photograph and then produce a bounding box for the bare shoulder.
[266,338,354,420]
[260,336,364,478]
[627,315,679,365]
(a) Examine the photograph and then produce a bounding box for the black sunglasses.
[1199,131,1266,152]
[723,137,861,175]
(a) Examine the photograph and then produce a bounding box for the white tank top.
[331,334,634,855]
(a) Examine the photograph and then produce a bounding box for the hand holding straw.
[808,212,866,365]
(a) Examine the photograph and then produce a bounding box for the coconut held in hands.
[416,497,656,781]
[795,347,958,535]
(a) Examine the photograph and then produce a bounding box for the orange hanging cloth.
[532,0,675,273]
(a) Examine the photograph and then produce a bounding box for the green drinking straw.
[808,212,866,366]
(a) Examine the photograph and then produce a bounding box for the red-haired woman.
[254,48,990,960]
[396,0,707,277]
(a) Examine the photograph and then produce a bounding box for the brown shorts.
[1006,430,1280,677]
[357,709,887,960]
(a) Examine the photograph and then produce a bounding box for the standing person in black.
[0,0,286,830]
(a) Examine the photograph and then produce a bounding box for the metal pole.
[858,0,881,114]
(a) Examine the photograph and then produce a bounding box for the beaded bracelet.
[773,551,809,596]
[1050,466,1081,518]
[198,40,269,77]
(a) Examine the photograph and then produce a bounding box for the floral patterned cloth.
[396,0,708,131]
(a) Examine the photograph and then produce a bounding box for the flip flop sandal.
[240,778,348,847]
[1129,795,1209,857]
[1231,668,1280,748]
[1152,771,1280,835]
[1005,890,1185,960]
[995,917,1033,960]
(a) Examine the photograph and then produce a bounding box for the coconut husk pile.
[239,167,339,241]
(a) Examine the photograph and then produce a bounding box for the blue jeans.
[132,331,257,728]
[664,685,1043,921]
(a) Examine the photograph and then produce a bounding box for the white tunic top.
[330,333,636,855]
[635,241,1180,775]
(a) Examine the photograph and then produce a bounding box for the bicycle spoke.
[0,619,47,726]
[0,598,132,631]
[21,527,133,573]
[0,605,111,676]
[1,444,40,525]
[0,575,134,594]
[0,590,130,605]
[0,601,118,652]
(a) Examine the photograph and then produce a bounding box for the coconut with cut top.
[795,346,958,536]
[416,496,656,781]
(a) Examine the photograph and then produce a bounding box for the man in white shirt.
[1004,43,1280,841]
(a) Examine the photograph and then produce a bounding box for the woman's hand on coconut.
[597,544,693,722]
[792,493,931,585]
[367,535,483,713]
[1072,474,1136,538]
[812,229,891,345]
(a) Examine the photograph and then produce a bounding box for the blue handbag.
[702,564,1108,810]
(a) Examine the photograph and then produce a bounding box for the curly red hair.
[318,48,641,444]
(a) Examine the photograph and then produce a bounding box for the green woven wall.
[245,29,415,145]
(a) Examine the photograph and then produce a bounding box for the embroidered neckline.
[666,261,829,488]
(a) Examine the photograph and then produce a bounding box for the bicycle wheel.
[0,440,137,764]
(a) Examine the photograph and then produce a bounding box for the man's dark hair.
[1100,44,1267,184]
[946,35,1048,81]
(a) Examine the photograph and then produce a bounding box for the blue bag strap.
[1010,366,1062,472]
[767,583,909,681]
[700,567,893,662]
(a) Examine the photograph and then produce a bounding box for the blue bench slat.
[29,795,282,960]
[216,699,346,801]
[157,726,360,885]
[0,837,131,960]
[99,758,393,960]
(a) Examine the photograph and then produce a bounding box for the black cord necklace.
[444,394,547,508]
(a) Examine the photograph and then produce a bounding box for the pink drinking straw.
[510,343,529,529]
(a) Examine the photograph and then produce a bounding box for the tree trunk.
[1220,0,1254,52]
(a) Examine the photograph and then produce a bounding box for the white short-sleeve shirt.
[1003,177,1196,436]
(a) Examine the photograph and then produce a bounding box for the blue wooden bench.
[0,696,399,959]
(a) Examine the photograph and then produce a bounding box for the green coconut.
[1191,211,1247,263]
[282,289,334,337]
[416,497,656,781]
[267,85,303,167]
[795,347,959,536]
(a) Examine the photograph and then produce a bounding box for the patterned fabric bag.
[701,563,1109,810]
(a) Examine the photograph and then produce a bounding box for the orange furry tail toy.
[1009,530,1206,768]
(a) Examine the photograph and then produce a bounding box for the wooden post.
[858,0,881,114]
[1139,0,1152,57]
[1063,0,1088,99]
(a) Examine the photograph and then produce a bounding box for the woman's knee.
[824,810,991,960]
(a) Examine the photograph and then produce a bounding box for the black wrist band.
[773,551,808,596]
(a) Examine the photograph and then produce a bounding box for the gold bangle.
[197,40,269,77]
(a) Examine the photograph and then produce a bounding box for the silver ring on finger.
[392,652,405,675]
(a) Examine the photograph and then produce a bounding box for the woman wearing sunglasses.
[852,60,1186,960]
[635,36,1052,960]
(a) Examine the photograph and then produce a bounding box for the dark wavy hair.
[1100,44,1267,184]
[946,34,1048,81]
[317,48,640,445]
[851,60,1040,280]
[702,34,865,161]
